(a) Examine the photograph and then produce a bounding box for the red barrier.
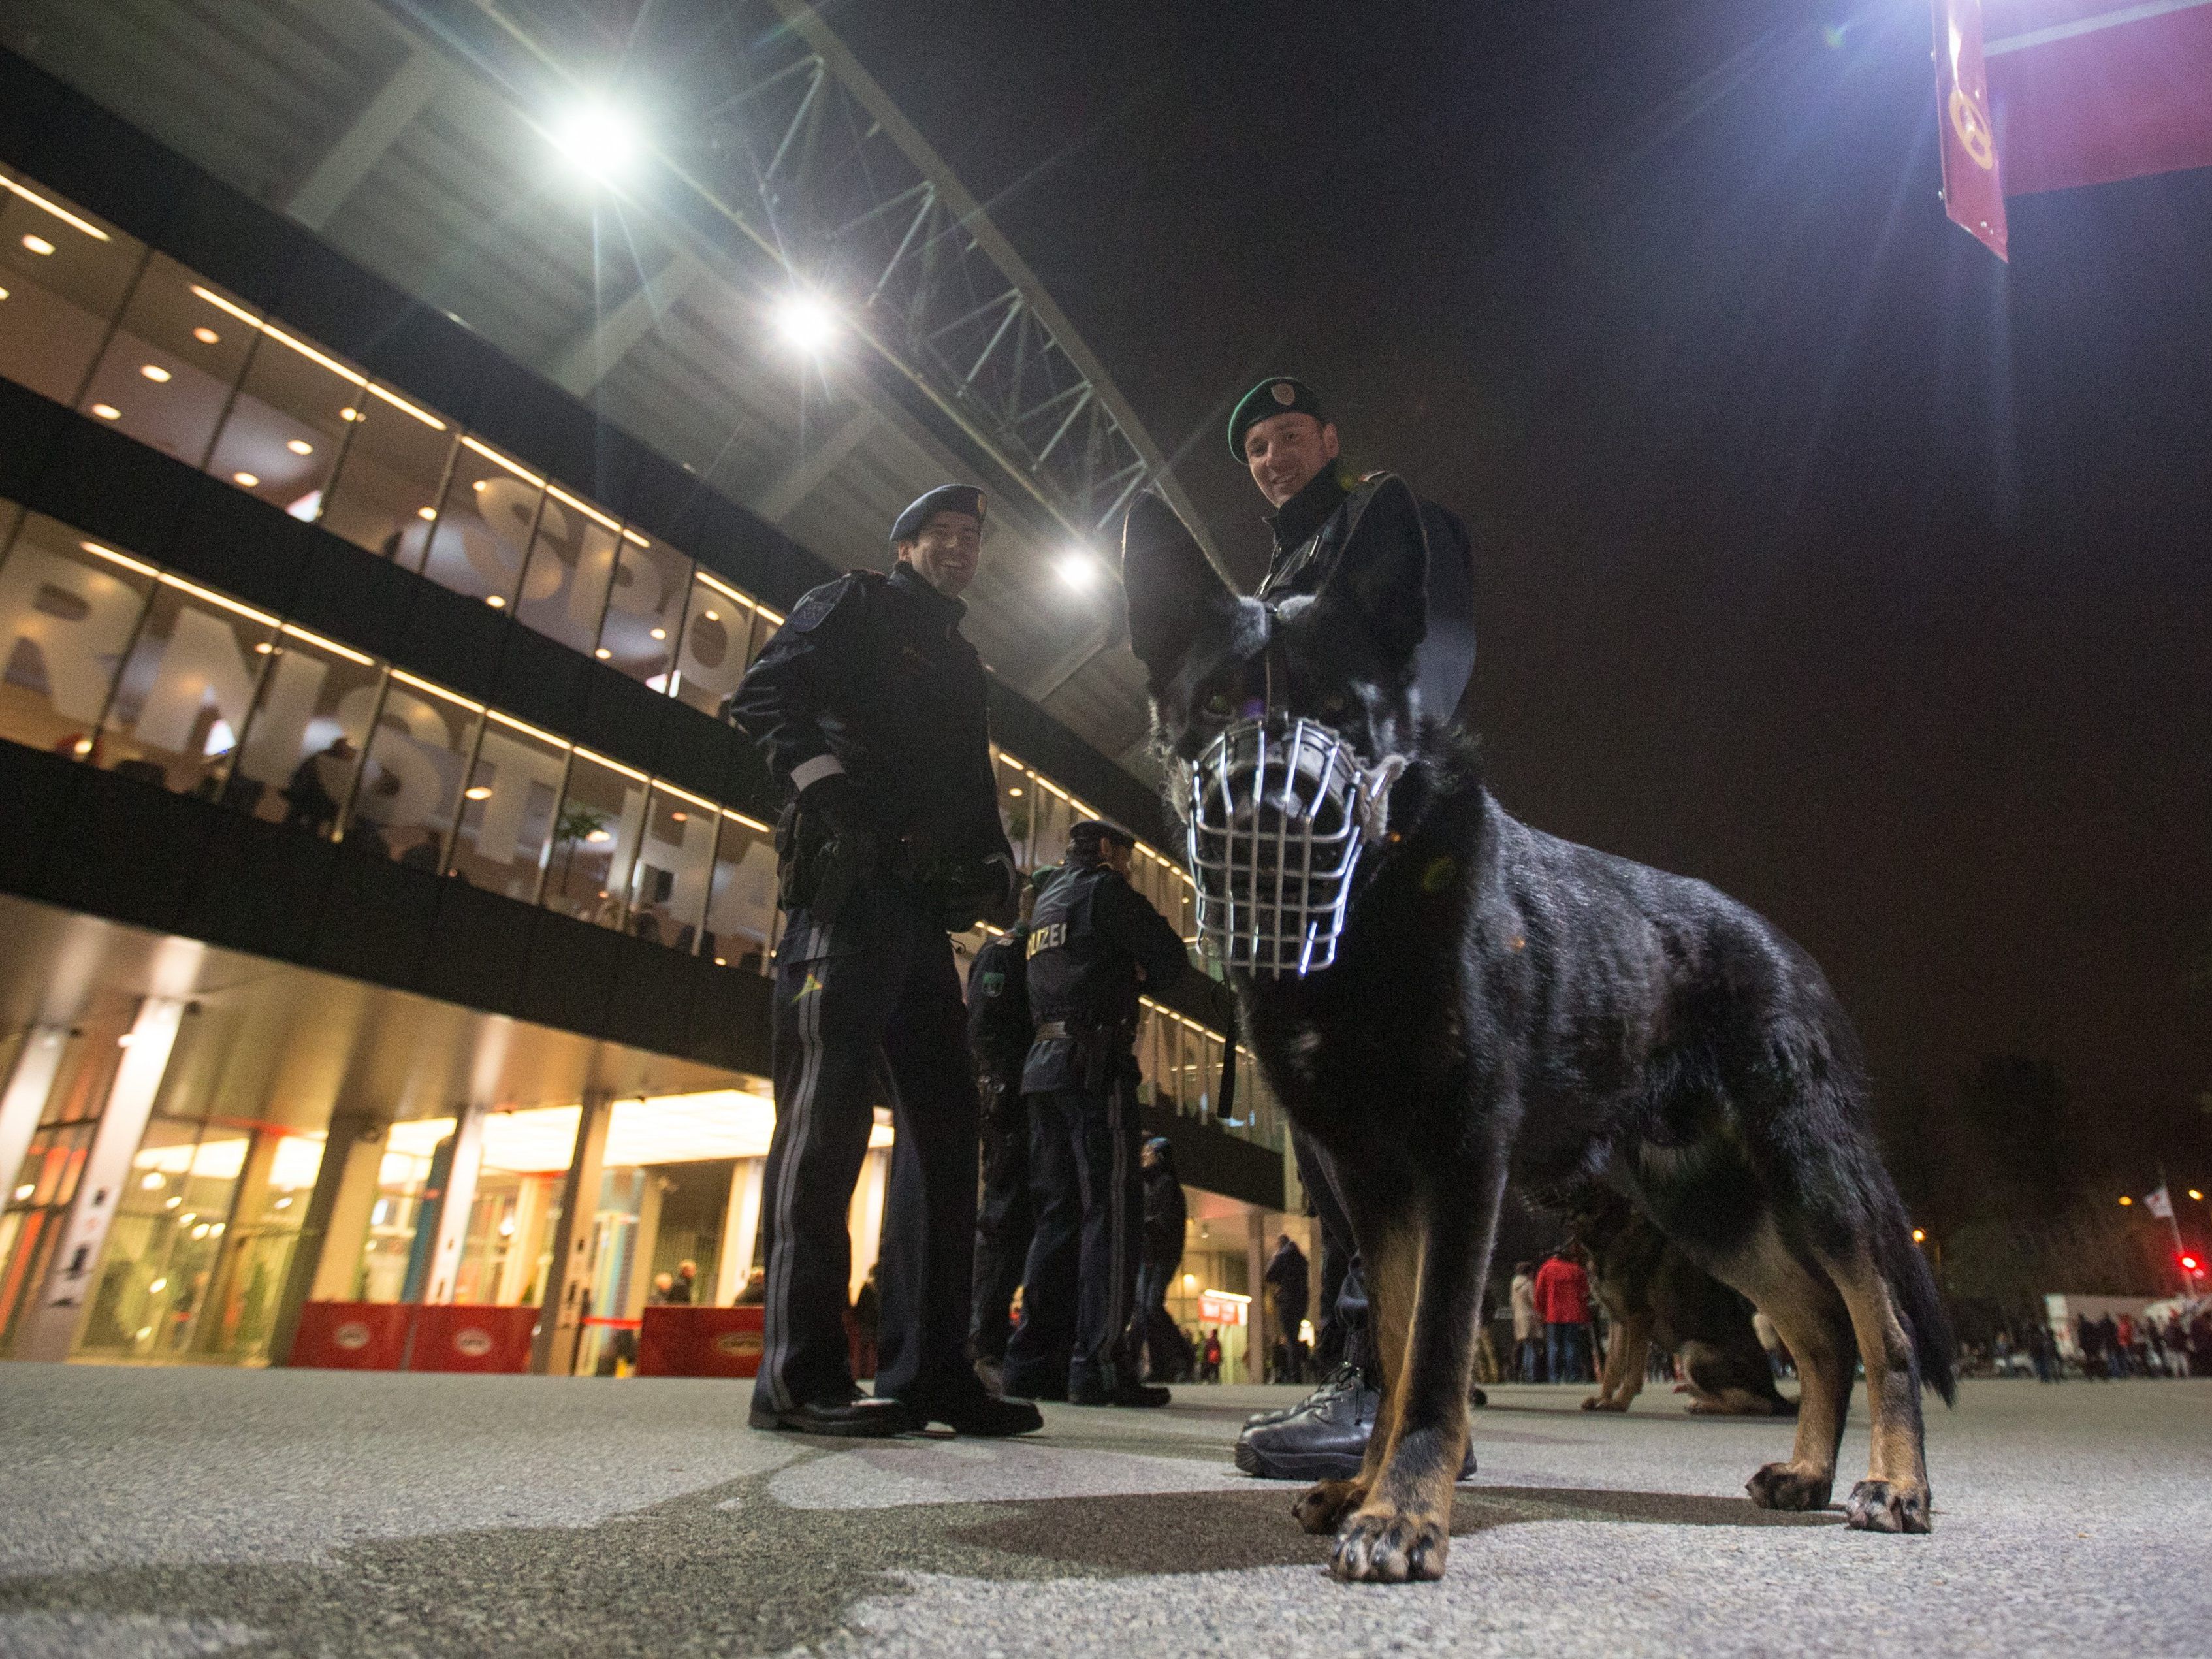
[288,1301,411,1371]
[637,1305,765,1377]
[409,1304,537,1373]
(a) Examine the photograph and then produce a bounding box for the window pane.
[346,673,482,871]
[97,579,279,797]
[626,784,717,949]
[594,532,688,688]
[74,258,256,472]
[229,628,381,831]
[447,712,570,901]
[0,514,153,758]
[317,385,457,562]
[703,811,779,971]
[0,173,144,404]
[414,436,543,609]
[542,749,647,927]
[204,323,361,521]
[671,572,754,717]
[996,755,1034,867]
[512,487,620,654]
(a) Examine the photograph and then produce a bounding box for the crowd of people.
[1983,1308,2212,1381]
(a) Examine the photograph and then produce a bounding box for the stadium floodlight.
[549,101,645,184]
[775,293,839,352]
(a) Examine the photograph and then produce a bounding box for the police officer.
[1002,820,1189,1407]
[1223,378,1483,1478]
[965,865,1056,1393]
[730,483,1038,1438]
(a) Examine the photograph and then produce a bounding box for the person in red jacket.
[1533,1246,1594,1385]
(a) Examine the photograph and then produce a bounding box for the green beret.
[890,483,987,543]
[1227,377,1327,460]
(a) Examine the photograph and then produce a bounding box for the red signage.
[288,1300,410,1370]
[637,1304,767,1377]
[1197,1289,1250,1328]
[409,1304,537,1373]
[1983,0,2212,195]
[1936,0,2010,259]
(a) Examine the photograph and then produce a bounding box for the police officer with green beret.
[1222,378,1483,1480]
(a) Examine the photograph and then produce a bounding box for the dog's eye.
[1204,691,1233,719]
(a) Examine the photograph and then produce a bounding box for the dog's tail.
[1878,1197,1958,1406]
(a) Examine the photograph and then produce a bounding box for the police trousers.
[1292,1125,1371,1377]
[752,890,982,1412]
[1003,1084,1141,1396]
[968,1078,1034,1363]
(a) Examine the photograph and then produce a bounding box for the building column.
[714,1157,764,1306]
[270,1112,387,1364]
[0,1029,69,1205]
[420,1103,487,1306]
[1246,1210,1270,1384]
[531,1092,611,1376]
[15,999,187,1362]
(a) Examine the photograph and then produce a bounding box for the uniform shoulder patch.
[784,572,878,634]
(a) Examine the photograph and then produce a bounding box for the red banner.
[1984,0,2212,194]
[408,1304,537,1374]
[287,1300,410,1371]
[1936,0,2010,257]
[637,1304,766,1378]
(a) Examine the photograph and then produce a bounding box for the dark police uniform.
[1002,842,1189,1401]
[965,915,1038,1369]
[729,487,1023,1433]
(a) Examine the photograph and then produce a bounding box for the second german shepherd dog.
[1120,484,1953,1583]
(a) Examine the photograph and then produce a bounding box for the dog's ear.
[1317,473,1428,673]
[1121,492,1236,683]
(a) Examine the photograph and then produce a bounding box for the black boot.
[888,1381,1044,1436]
[1243,1362,1361,1430]
[1234,1377,1479,1482]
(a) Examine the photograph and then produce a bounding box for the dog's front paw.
[1844,1479,1931,1534]
[1746,1461,1833,1512]
[1330,1504,1449,1583]
[1292,1477,1365,1536]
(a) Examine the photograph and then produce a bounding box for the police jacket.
[1256,464,1477,726]
[965,925,1034,1086]
[1021,858,1189,1095]
[729,562,1011,868]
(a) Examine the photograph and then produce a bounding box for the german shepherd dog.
[1560,1185,1795,1418]
[1120,485,1954,1583]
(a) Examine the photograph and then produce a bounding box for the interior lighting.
[140,1172,165,1191]
[340,407,361,421]
[2192,1189,2204,1202]
[163,1196,180,1209]
[193,326,219,344]
[1912,1228,1926,1243]
[233,472,259,487]
[140,364,172,383]
[498,1215,517,1237]
[287,438,313,455]
[91,404,120,420]
[1008,786,1023,797]
[550,101,646,184]
[0,286,8,300]
[701,610,720,623]
[485,594,506,608]
[253,641,275,655]
[210,1223,223,1236]
[22,234,54,255]
[190,1223,210,1239]
[2119,1195,2132,1206]
[594,647,611,660]
[274,1196,293,1210]
[148,1278,168,1293]
[774,293,839,353]
[585,828,612,843]
[116,1033,135,1048]
[670,811,687,822]
[417,506,436,520]
[1058,552,1102,590]
[1182,1272,1198,1290]
[649,627,667,640]
[464,786,493,801]
[13,1184,33,1201]
[714,957,728,966]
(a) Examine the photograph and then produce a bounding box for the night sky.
[817,0,2211,1180]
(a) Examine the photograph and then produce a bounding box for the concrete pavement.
[0,1366,2205,1656]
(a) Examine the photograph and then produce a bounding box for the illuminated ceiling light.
[649,626,667,641]
[163,1195,181,1208]
[253,641,274,655]
[2190,1189,2204,1201]
[464,785,493,801]
[0,286,10,300]
[193,326,219,344]
[473,479,487,492]
[340,407,361,421]
[2119,1195,2132,1206]
[594,647,611,660]
[140,1172,165,1190]
[140,364,172,383]
[116,1033,135,1048]
[233,471,259,487]
[1911,1228,1925,1243]
[485,594,506,608]
[91,403,120,420]
[12,1184,33,1201]
[701,610,720,623]
[148,1277,168,1293]
[585,828,612,843]
[670,811,687,823]
[774,293,839,352]
[549,101,645,184]
[287,438,313,455]
[713,956,728,967]
[22,234,54,255]
[274,1195,293,1209]
[1058,552,1103,591]
[1008,786,1023,797]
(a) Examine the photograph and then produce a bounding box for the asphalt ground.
[0,1366,2205,1657]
